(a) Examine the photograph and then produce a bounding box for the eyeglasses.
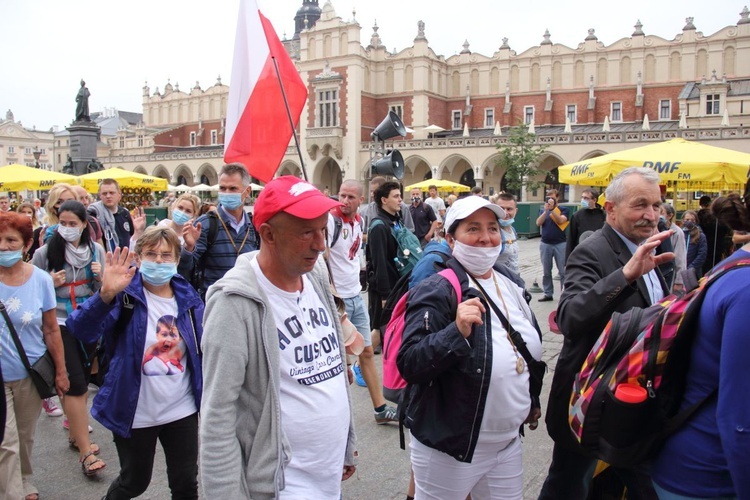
[142,251,176,262]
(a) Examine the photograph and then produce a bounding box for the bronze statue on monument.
[75,80,91,122]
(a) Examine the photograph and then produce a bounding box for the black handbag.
[0,301,57,398]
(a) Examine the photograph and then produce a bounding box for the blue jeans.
[540,241,566,297]
[343,295,372,347]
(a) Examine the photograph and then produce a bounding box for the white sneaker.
[42,398,63,417]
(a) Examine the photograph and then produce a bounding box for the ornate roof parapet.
[632,20,645,36]
[541,29,552,45]
[683,17,696,30]
[585,28,598,41]
[460,40,471,54]
[415,20,427,41]
[738,6,750,24]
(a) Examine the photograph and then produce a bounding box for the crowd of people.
[1,165,748,499]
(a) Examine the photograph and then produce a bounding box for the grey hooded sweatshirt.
[199,251,357,499]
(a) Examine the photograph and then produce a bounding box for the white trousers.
[410,434,523,500]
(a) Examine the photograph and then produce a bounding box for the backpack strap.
[398,268,463,450]
[437,268,462,303]
[329,215,344,248]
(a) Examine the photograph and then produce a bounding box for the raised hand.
[182,220,202,252]
[132,207,147,239]
[99,247,137,304]
[622,229,675,283]
[456,297,485,338]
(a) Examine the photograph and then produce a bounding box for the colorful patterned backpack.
[568,256,750,467]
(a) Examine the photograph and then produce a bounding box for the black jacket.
[366,208,402,300]
[397,259,541,463]
[546,224,668,451]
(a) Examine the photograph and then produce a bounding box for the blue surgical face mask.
[500,218,515,227]
[171,209,191,226]
[659,215,667,224]
[0,249,23,267]
[581,199,590,209]
[218,192,243,210]
[139,261,177,285]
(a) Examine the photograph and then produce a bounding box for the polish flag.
[224,0,308,183]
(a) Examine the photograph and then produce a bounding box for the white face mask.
[58,225,82,243]
[451,240,501,277]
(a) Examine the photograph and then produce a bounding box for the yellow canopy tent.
[558,138,750,188]
[0,164,80,191]
[405,178,471,193]
[78,168,168,193]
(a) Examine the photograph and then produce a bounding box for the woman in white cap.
[397,196,543,500]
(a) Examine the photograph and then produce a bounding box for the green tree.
[495,125,549,193]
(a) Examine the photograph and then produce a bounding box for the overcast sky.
[1,0,741,132]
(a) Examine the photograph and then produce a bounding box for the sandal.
[69,437,100,455]
[25,494,39,500]
[81,451,106,477]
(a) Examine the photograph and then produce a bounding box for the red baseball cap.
[253,175,342,228]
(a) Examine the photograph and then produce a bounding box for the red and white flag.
[224,0,308,183]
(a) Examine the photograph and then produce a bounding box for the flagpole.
[271,56,308,181]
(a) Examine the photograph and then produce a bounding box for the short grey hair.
[605,167,660,204]
[220,163,251,187]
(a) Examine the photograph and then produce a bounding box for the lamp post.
[32,147,41,169]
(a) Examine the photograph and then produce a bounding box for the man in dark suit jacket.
[539,167,674,500]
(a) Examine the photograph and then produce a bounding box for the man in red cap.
[199,176,358,499]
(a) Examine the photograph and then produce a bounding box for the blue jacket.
[66,272,204,438]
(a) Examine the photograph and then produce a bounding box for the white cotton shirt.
[326,213,364,299]
[132,289,197,428]
[472,271,542,443]
[250,258,350,500]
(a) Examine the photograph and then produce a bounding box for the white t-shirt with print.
[251,257,350,500]
[132,289,197,428]
[326,213,363,299]
[472,271,542,442]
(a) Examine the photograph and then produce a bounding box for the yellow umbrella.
[558,138,750,186]
[0,164,80,191]
[405,178,471,193]
[78,168,168,193]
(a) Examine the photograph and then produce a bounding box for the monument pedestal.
[67,121,101,175]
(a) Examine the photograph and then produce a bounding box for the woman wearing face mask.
[31,200,106,476]
[66,226,204,499]
[397,196,543,500]
[0,212,69,500]
[681,210,707,277]
[27,183,77,261]
[157,193,200,244]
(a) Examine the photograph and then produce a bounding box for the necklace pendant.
[516,357,525,374]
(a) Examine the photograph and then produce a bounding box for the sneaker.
[374,405,398,425]
[352,363,367,387]
[63,416,93,433]
[42,398,63,417]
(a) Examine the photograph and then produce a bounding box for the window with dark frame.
[318,89,339,127]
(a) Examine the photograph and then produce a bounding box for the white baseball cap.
[444,196,506,235]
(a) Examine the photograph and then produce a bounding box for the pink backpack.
[382,268,462,404]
